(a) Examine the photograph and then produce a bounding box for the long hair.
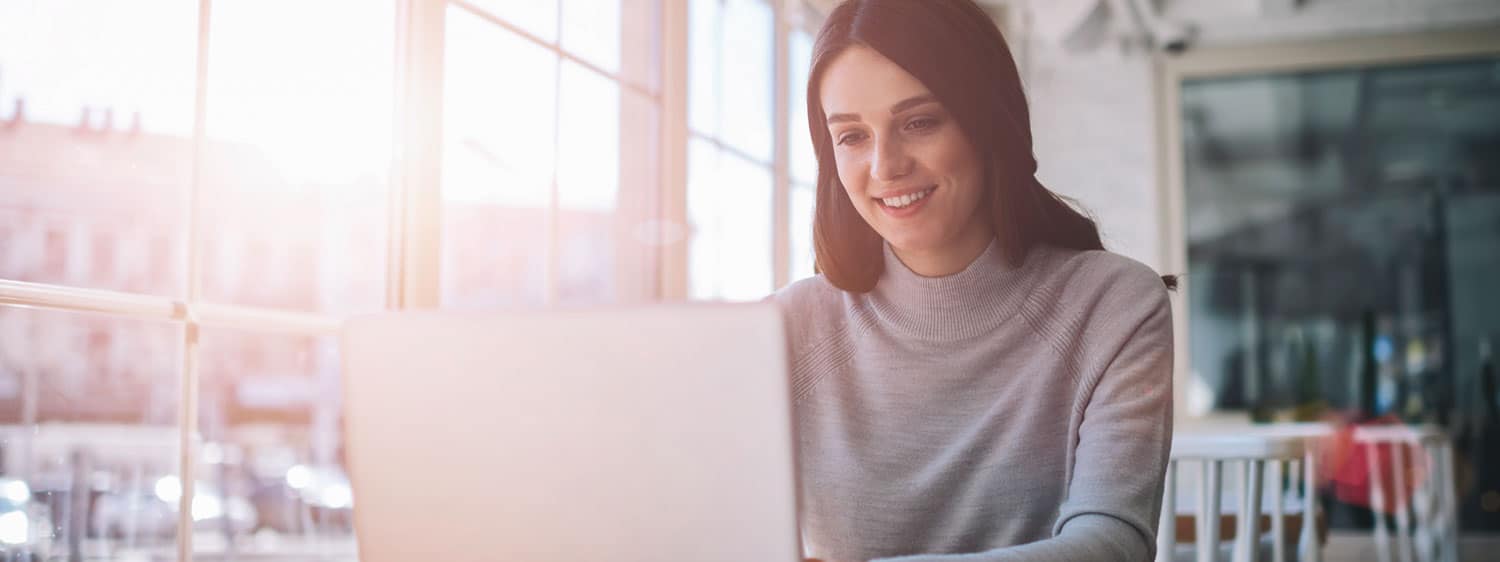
[807,0,1177,292]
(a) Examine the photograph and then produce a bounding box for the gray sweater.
[771,239,1173,562]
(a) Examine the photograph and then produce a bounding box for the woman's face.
[819,44,988,264]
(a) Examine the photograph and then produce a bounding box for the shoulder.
[769,274,842,311]
[1046,247,1171,314]
[767,275,860,400]
[1020,246,1172,357]
[1015,248,1174,390]
[767,275,853,346]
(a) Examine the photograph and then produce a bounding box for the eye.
[905,116,939,131]
[836,131,868,146]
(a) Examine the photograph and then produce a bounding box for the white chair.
[1162,430,1326,562]
[1351,425,1459,562]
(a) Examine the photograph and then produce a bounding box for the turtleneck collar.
[867,237,1056,341]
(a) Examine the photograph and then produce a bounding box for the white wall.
[1025,42,1163,269]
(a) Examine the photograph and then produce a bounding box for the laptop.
[342,303,801,562]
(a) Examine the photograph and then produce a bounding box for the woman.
[773,1,1176,561]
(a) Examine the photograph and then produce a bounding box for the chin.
[879,230,944,255]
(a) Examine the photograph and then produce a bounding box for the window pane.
[688,138,773,300]
[0,0,196,296]
[0,307,181,560]
[614,88,663,303]
[1181,59,1500,533]
[558,0,663,93]
[718,0,774,163]
[442,7,557,307]
[689,0,773,161]
[790,183,816,283]
[198,329,353,560]
[558,63,619,213]
[687,0,721,138]
[1182,57,1500,424]
[789,29,817,185]
[556,62,619,302]
[561,0,620,74]
[201,0,393,316]
[556,63,661,303]
[468,0,558,43]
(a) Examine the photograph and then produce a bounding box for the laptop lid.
[343,303,800,562]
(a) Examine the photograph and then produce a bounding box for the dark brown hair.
[807,0,1177,292]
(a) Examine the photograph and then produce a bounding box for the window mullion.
[659,0,691,299]
[391,0,447,309]
[178,0,214,560]
[772,0,790,290]
[547,0,564,305]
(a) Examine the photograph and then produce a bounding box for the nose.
[870,134,912,182]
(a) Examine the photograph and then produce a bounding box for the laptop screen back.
[342,303,800,562]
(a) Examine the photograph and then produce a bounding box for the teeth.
[882,187,933,208]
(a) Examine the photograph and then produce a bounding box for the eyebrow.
[826,94,939,124]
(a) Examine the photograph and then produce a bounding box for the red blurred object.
[1318,415,1430,514]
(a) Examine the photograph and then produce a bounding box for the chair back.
[1350,425,1459,562]
[1162,430,1324,562]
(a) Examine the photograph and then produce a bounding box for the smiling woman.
[803,0,1176,295]
[772,1,1177,561]
[820,50,990,278]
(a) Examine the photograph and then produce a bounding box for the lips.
[872,185,936,219]
[875,185,937,209]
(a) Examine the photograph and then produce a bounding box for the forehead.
[820,45,931,118]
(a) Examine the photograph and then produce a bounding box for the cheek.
[834,156,867,200]
[931,136,984,192]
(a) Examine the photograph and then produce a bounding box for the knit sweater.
[770,239,1173,562]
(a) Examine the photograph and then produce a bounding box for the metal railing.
[0,279,342,336]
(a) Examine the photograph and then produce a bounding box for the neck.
[889,222,995,277]
[869,237,1060,341]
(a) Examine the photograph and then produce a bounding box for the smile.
[876,186,936,209]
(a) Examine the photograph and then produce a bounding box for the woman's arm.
[874,515,1147,562]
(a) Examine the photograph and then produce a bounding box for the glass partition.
[1181,54,1500,531]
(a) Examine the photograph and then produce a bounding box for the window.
[686,0,822,300]
[0,0,195,297]
[1163,30,1500,533]
[688,0,773,300]
[0,0,388,559]
[90,232,115,282]
[199,0,393,317]
[788,25,818,283]
[42,229,68,284]
[0,307,184,552]
[441,0,661,307]
[1179,56,1500,419]
[0,1,825,559]
[0,223,11,276]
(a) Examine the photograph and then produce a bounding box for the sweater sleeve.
[872,280,1175,562]
[873,515,1147,562]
